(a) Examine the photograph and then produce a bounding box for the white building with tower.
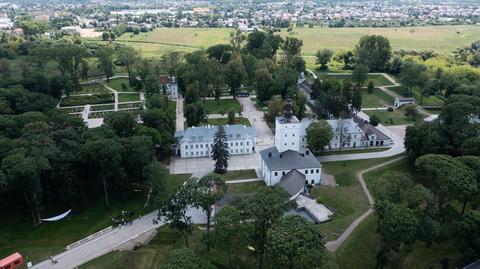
[260,100,323,198]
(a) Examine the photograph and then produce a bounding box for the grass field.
[311,156,400,241]
[207,117,251,127]
[218,169,257,181]
[0,173,190,265]
[316,73,394,87]
[116,25,480,60]
[76,83,110,94]
[364,108,423,126]
[118,93,141,102]
[201,99,242,114]
[362,88,395,108]
[106,78,136,92]
[336,158,465,269]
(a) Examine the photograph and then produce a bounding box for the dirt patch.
[322,172,337,187]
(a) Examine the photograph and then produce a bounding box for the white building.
[176,125,256,158]
[394,97,415,108]
[260,100,323,198]
[159,75,178,100]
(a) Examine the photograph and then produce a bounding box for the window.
[190,145,193,149]
[311,180,314,184]
[292,142,294,145]
[185,152,188,156]
[311,169,314,174]
[246,141,249,146]
[285,134,287,137]
[185,145,188,149]
[274,172,278,176]
[316,169,319,173]
[240,142,243,146]
[246,149,249,153]
[235,149,238,153]
[293,134,295,136]
[285,143,287,146]
[282,171,285,176]
[230,142,233,146]
[305,170,308,174]
[196,144,198,149]
[200,144,203,148]
[240,149,243,153]
[235,142,238,146]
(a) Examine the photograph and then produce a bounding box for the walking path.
[237,97,274,146]
[176,95,185,131]
[325,156,406,252]
[225,178,262,184]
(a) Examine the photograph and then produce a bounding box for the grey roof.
[260,146,322,171]
[353,115,390,141]
[276,115,300,124]
[278,170,305,197]
[463,260,480,269]
[298,80,312,93]
[178,125,256,143]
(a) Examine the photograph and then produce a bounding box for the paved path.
[325,156,406,252]
[225,178,262,184]
[237,97,274,146]
[176,95,185,131]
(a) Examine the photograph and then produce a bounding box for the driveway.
[237,97,274,146]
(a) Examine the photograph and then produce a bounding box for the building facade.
[176,125,256,158]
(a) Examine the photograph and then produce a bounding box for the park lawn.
[227,181,266,194]
[207,117,251,127]
[412,90,445,106]
[338,158,465,269]
[218,169,257,181]
[76,83,110,94]
[202,99,242,114]
[311,156,400,241]
[80,225,258,269]
[336,214,380,269]
[118,93,141,102]
[361,88,395,108]
[364,108,423,126]
[0,173,190,265]
[316,147,389,156]
[106,78,136,92]
[316,73,394,86]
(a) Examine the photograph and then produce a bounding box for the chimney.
[306,150,310,155]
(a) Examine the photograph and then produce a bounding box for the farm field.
[116,25,480,59]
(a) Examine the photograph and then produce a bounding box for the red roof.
[0,252,22,266]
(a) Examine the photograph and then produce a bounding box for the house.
[175,125,256,158]
[158,75,178,100]
[260,100,323,198]
[353,116,392,147]
[394,97,415,108]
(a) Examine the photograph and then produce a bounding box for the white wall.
[180,137,256,158]
[261,159,323,186]
[275,118,301,153]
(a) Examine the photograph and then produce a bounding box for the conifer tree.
[211,125,229,173]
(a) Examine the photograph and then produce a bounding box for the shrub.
[370,114,380,126]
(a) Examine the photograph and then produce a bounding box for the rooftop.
[260,146,322,171]
[176,125,256,143]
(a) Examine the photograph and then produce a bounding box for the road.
[237,97,274,146]
[176,95,185,131]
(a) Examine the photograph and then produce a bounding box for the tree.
[224,54,247,99]
[160,248,216,269]
[455,210,480,261]
[315,49,334,70]
[244,187,290,269]
[160,51,182,78]
[367,80,374,94]
[416,154,477,210]
[282,37,303,63]
[306,120,333,152]
[96,45,115,82]
[227,108,236,125]
[230,30,246,51]
[352,64,369,86]
[355,35,392,71]
[266,216,330,269]
[82,139,123,207]
[370,114,380,126]
[117,46,139,82]
[212,207,247,267]
[161,179,197,247]
[102,32,110,41]
[266,96,284,123]
[334,49,355,70]
[351,84,362,113]
[211,125,229,173]
[185,102,207,127]
[193,174,227,251]
[104,111,138,137]
[255,68,273,103]
[404,105,419,122]
[206,44,233,64]
[142,161,166,207]
[399,62,428,101]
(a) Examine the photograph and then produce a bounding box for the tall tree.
[352,64,369,86]
[230,29,246,51]
[455,210,480,261]
[160,51,182,78]
[211,125,229,173]
[160,248,216,269]
[351,84,362,113]
[399,62,428,99]
[315,48,334,70]
[244,187,290,269]
[355,35,392,71]
[117,46,140,82]
[193,174,227,251]
[96,45,115,82]
[255,68,273,103]
[224,54,247,99]
[306,120,333,152]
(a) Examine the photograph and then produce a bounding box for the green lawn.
[336,158,465,269]
[0,173,190,265]
[361,88,395,108]
[364,108,423,126]
[207,117,251,127]
[312,156,401,241]
[76,83,110,94]
[202,99,242,114]
[118,93,141,102]
[316,73,395,87]
[388,86,445,106]
[316,147,389,156]
[106,78,136,92]
[218,169,257,181]
[227,181,265,194]
[60,93,114,107]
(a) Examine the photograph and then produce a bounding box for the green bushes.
[60,93,114,107]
